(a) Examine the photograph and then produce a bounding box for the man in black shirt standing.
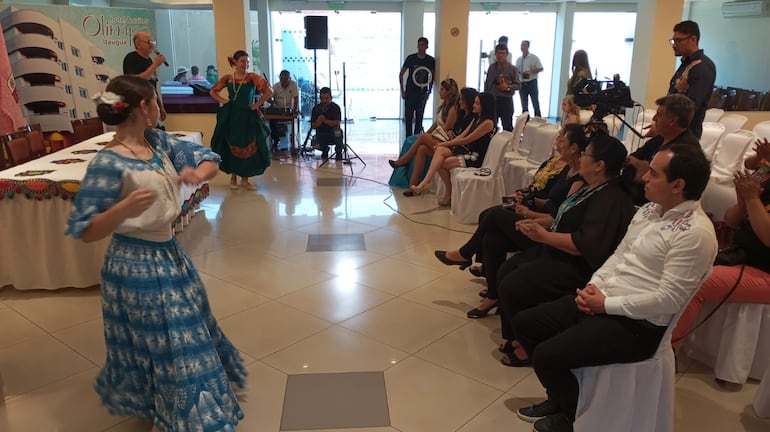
[627,94,700,205]
[668,20,716,138]
[123,31,167,122]
[399,37,435,137]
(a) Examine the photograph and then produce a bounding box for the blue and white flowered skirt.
[96,234,246,432]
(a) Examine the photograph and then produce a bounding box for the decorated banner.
[0,25,24,135]
[0,4,155,134]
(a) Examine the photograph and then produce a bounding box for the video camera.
[573,74,635,122]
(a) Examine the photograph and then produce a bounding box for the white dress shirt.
[515,53,543,82]
[589,200,718,326]
[271,80,299,109]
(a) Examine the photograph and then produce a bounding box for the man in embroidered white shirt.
[511,143,717,432]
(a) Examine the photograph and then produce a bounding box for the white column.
[548,1,575,118]
[212,0,250,76]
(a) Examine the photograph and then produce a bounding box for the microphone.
[154,50,169,67]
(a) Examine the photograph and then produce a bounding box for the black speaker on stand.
[301,16,328,157]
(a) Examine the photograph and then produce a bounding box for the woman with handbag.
[434,124,589,318]
[672,144,770,352]
[408,92,496,206]
[388,80,463,193]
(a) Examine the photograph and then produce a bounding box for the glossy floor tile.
[1,150,769,431]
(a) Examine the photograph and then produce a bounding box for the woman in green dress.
[209,50,273,190]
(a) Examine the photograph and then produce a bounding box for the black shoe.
[469,265,485,278]
[532,413,573,432]
[478,289,488,298]
[466,301,497,319]
[517,400,560,423]
[434,250,472,270]
[321,151,329,160]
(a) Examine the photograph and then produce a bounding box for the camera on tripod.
[573,74,635,122]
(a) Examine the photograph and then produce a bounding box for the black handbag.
[714,246,747,267]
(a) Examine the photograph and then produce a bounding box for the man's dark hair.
[655,94,694,129]
[662,143,711,200]
[417,37,429,45]
[279,70,290,77]
[495,43,508,54]
[319,87,332,96]
[673,20,701,43]
[191,66,199,75]
[521,40,530,47]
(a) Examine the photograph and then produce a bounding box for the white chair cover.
[578,110,594,125]
[700,178,737,221]
[603,114,623,138]
[754,363,770,418]
[505,117,545,161]
[450,131,511,224]
[700,122,726,161]
[573,276,707,432]
[753,120,770,141]
[621,122,650,154]
[704,108,725,123]
[635,108,657,125]
[508,112,529,152]
[719,114,749,134]
[505,123,561,193]
[711,129,755,183]
[683,303,770,384]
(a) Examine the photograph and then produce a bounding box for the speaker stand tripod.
[320,62,364,168]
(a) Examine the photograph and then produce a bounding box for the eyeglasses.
[669,36,691,46]
[139,40,155,45]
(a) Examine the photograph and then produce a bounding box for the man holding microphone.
[123,31,167,122]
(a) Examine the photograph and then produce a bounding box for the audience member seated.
[408,92,497,206]
[388,79,462,192]
[173,67,188,83]
[189,65,206,81]
[269,70,300,149]
[434,123,589,318]
[561,98,581,126]
[672,149,770,370]
[206,65,218,85]
[511,144,716,432]
[496,134,635,367]
[626,94,699,205]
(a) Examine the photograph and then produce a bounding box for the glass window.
[270,11,401,119]
[57,41,64,50]
[75,66,84,77]
[467,11,557,117]
[572,12,636,88]
[61,62,68,72]
[155,10,217,83]
[69,108,76,118]
[79,87,88,98]
[84,111,91,118]
[71,46,80,57]
[65,85,72,94]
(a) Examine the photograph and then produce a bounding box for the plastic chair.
[703,108,724,123]
[573,274,708,432]
[635,108,657,125]
[602,114,623,138]
[699,122,726,161]
[578,110,594,125]
[718,114,748,135]
[505,116,545,161]
[711,129,755,183]
[450,131,511,224]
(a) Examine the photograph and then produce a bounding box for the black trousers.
[520,79,541,118]
[512,295,666,420]
[404,93,428,136]
[497,250,589,341]
[458,206,534,299]
[494,96,514,131]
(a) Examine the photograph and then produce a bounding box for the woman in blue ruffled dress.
[65,75,246,432]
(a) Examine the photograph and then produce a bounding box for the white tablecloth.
[0,131,207,290]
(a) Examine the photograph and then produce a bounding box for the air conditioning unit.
[722,0,768,17]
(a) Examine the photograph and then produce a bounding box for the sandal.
[498,341,515,354]
[501,353,531,367]
[474,167,492,176]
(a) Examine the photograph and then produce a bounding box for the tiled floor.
[1,141,769,432]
